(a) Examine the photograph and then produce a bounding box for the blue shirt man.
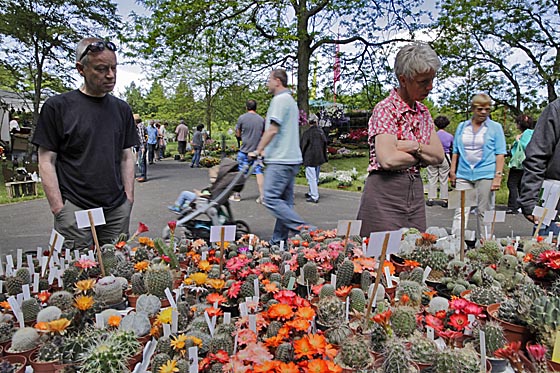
[250,69,310,245]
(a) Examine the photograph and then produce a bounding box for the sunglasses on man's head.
[79,41,117,61]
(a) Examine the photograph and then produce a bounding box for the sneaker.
[306,197,319,203]
[168,205,181,214]
[256,197,262,204]
[441,200,448,208]
[305,192,311,198]
[229,194,241,202]
[506,209,518,215]
[135,177,146,182]
[426,199,434,206]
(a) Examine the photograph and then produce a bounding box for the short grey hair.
[394,43,441,80]
[76,37,103,65]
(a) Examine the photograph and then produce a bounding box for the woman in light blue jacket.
[506,114,535,214]
[449,94,507,239]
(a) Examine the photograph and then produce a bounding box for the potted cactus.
[472,321,508,372]
[0,356,27,373]
[334,336,374,371]
[4,327,42,360]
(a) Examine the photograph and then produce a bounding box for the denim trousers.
[305,166,321,200]
[137,146,147,178]
[263,163,306,244]
[191,147,202,167]
[175,191,196,208]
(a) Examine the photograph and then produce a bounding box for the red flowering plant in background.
[523,246,560,281]
[417,297,484,347]
[218,288,343,373]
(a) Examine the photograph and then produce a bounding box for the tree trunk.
[296,8,311,119]
[547,80,558,103]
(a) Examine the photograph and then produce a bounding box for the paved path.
[0,158,533,255]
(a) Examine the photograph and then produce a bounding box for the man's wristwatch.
[495,171,503,177]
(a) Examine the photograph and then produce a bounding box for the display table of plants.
[1,222,560,372]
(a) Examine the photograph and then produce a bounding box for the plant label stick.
[427,326,435,340]
[163,323,171,337]
[552,330,560,363]
[249,314,257,333]
[33,273,40,294]
[363,232,390,329]
[171,309,178,334]
[479,330,486,373]
[204,312,214,336]
[88,210,105,276]
[26,255,34,274]
[331,274,336,288]
[287,277,295,291]
[189,346,199,373]
[461,190,466,261]
[16,249,23,270]
[22,284,31,300]
[224,313,231,324]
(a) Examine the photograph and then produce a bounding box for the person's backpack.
[508,141,525,169]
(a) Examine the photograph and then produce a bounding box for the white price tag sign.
[75,208,106,229]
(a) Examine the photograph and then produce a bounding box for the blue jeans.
[175,191,196,208]
[263,163,307,244]
[305,166,320,200]
[536,221,560,237]
[191,146,202,167]
[136,146,147,178]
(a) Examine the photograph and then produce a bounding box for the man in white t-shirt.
[9,117,20,133]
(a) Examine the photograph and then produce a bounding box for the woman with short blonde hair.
[450,94,507,239]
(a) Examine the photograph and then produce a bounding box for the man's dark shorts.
[178,141,187,155]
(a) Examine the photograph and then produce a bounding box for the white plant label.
[26,255,34,274]
[49,229,65,252]
[367,230,402,258]
[209,225,236,242]
[16,249,23,270]
[336,220,362,237]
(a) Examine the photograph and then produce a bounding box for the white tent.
[0,89,35,144]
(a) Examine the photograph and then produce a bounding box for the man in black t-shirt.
[32,37,140,249]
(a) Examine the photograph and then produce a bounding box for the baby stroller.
[162,157,256,241]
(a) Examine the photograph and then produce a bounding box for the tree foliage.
[0,0,120,124]
[127,0,426,117]
[433,0,560,117]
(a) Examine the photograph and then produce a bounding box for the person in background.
[518,99,560,235]
[301,113,328,203]
[134,114,147,182]
[32,37,139,248]
[146,120,158,164]
[175,119,189,162]
[250,68,310,245]
[157,122,167,160]
[191,124,204,168]
[230,99,265,203]
[449,93,507,239]
[426,115,453,208]
[356,43,444,237]
[9,116,20,134]
[506,114,535,214]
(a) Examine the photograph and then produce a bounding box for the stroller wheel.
[234,220,251,239]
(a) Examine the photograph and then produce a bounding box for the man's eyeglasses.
[475,107,491,112]
[79,41,117,61]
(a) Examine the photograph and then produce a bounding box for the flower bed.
[0,223,559,372]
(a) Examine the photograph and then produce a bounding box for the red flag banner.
[334,43,341,84]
